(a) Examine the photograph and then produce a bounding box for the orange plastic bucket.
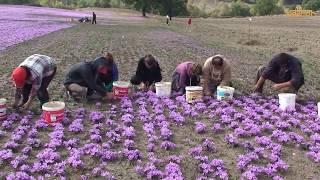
[113,81,130,98]
[42,101,65,124]
[0,98,7,120]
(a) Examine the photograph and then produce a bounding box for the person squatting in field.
[64,52,117,101]
[254,53,304,94]
[171,61,202,95]
[130,54,162,92]
[11,54,57,110]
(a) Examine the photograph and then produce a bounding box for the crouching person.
[11,54,57,110]
[130,54,162,91]
[97,53,118,97]
[253,53,304,94]
[64,53,115,101]
[203,55,232,96]
[171,61,202,95]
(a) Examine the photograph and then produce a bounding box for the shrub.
[209,2,232,17]
[230,1,251,17]
[187,4,208,17]
[302,0,320,11]
[272,5,285,14]
[252,0,284,15]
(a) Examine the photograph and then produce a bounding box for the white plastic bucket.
[42,101,65,124]
[217,86,235,100]
[155,82,171,97]
[0,98,7,120]
[185,86,203,103]
[113,81,130,98]
[278,93,296,111]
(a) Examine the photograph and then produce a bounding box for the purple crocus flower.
[161,141,177,150]
[195,122,207,134]
[189,146,203,157]
[202,139,216,152]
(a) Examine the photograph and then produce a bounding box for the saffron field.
[0,5,88,51]
[0,5,320,180]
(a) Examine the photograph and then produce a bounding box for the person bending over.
[11,54,57,110]
[130,54,162,91]
[254,52,304,94]
[64,53,114,101]
[203,54,232,96]
[171,61,202,94]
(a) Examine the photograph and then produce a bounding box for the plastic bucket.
[278,93,296,111]
[155,82,172,97]
[185,86,203,103]
[217,86,235,100]
[42,101,65,124]
[0,98,7,120]
[113,81,130,98]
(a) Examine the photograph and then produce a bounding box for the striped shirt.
[19,54,56,96]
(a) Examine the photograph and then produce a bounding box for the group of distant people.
[79,12,97,24]
[10,52,304,110]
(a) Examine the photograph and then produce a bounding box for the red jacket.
[188,18,192,25]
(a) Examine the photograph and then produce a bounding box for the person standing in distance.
[92,12,97,24]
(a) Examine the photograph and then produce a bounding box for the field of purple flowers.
[1,92,319,179]
[0,5,320,180]
[0,5,89,51]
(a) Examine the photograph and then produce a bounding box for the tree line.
[0,0,189,16]
[0,0,319,17]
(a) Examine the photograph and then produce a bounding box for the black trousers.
[131,75,156,88]
[23,67,56,106]
[92,18,97,24]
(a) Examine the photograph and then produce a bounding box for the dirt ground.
[0,8,320,179]
[1,12,320,101]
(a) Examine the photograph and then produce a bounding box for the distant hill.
[188,0,303,13]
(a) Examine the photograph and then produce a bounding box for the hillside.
[189,0,303,13]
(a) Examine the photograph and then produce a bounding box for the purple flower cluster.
[67,148,84,168]
[202,139,216,152]
[9,155,26,170]
[68,118,84,133]
[161,141,177,150]
[197,158,229,180]
[100,150,119,161]
[89,124,102,143]
[1,89,320,179]
[0,5,89,51]
[6,171,33,180]
[0,149,13,161]
[46,124,64,149]
[189,146,203,157]
[81,143,101,157]
[163,162,184,180]
[36,148,61,164]
[195,122,207,134]
[89,111,105,123]
[123,149,141,161]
